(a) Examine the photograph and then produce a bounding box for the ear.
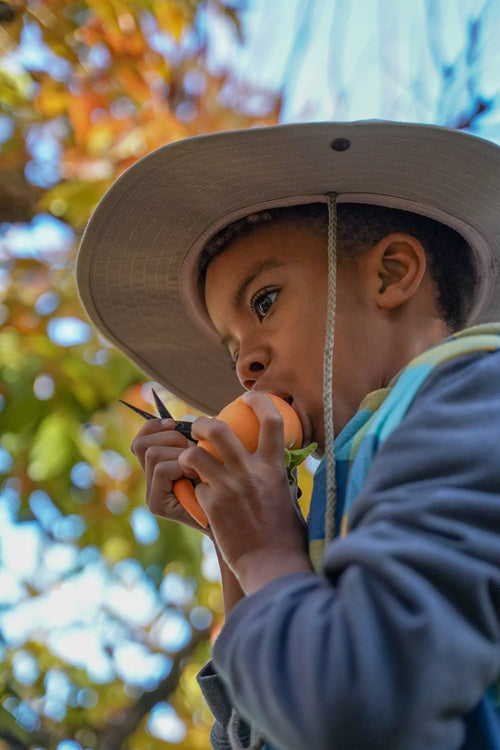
[372,232,427,311]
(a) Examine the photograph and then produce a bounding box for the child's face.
[204,218,373,452]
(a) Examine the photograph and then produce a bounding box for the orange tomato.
[174,393,302,527]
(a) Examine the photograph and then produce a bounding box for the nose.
[236,345,269,390]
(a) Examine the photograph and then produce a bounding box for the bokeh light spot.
[12,650,39,686]
[100,450,131,480]
[147,702,186,743]
[160,573,195,605]
[33,373,55,400]
[0,446,13,472]
[35,291,59,315]
[105,490,129,514]
[130,507,159,545]
[70,462,95,489]
[48,317,92,347]
[189,606,213,631]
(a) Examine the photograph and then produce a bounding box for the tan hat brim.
[77,121,500,414]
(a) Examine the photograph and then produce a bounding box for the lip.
[288,399,308,447]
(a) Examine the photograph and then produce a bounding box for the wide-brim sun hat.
[76,120,500,415]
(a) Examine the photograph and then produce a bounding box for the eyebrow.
[233,259,285,309]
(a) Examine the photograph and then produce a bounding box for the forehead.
[204,217,327,285]
[203,219,329,336]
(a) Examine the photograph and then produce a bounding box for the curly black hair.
[199,202,478,332]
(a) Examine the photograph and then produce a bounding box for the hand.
[131,418,212,535]
[179,392,312,593]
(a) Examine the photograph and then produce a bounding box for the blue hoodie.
[199,348,500,750]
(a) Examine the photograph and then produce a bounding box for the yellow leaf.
[0,66,33,106]
[153,3,190,41]
[35,79,68,118]
[102,535,132,562]
[39,179,112,228]
[28,412,76,481]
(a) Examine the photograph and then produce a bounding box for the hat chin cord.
[226,198,338,750]
[324,193,338,544]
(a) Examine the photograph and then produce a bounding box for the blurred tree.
[0,1,281,748]
[2,0,499,748]
[213,0,500,135]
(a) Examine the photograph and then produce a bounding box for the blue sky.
[209,0,500,140]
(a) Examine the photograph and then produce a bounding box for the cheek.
[283,295,326,365]
[287,317,325,389]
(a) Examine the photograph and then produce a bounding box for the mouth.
[272,393,308,441]
[254,389,306,435]
[269,392,295,409]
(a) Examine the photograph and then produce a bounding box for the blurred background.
[1,1,499,748]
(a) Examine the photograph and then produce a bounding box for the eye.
[251,287,279,321]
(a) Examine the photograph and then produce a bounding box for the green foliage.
[0,249,221,748]
[0,0,280,747]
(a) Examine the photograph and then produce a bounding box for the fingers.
[126,415,214,534]
[242,391,286,459]
[131,418,195,513]
[180,393,288,497]
[131,418,190,470]
[145,449,184,505]
[186,393,287,479]
[179,443,221,485]
[192,417,249,468]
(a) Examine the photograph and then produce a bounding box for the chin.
[312,443,325,460]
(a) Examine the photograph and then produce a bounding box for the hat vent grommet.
[330,137,351,152]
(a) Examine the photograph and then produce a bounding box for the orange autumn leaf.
[67,89,107,149]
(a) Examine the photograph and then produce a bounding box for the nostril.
[249,362,264,372]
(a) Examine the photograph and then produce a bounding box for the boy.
[77,121,500,749]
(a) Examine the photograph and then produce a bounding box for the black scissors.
[119,388,195,441]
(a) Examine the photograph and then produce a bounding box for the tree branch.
[0,171,43,223]
[94,628,209,750]
[0,2,15,23]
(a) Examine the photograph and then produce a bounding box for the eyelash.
[250,287,279,321]
[229,286,280,371]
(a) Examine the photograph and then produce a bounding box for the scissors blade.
[118,399,156,420]
[118,396,195,442]
[151,387,173,419]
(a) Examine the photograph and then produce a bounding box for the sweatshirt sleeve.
[212,350,500,750]
[197,661,252,749]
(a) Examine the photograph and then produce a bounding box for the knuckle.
[148,495,165,515]
[208,419,232,439]
[192,416,212,440]
[183,445,201,464]
[137,420,159,438]
[151,463,174,492]
[169,430,189,448]
[194,482,211,506]
[144,445,162,464]
[131,435,144,454]
[262,410,283,430]
[154,461,173,481]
